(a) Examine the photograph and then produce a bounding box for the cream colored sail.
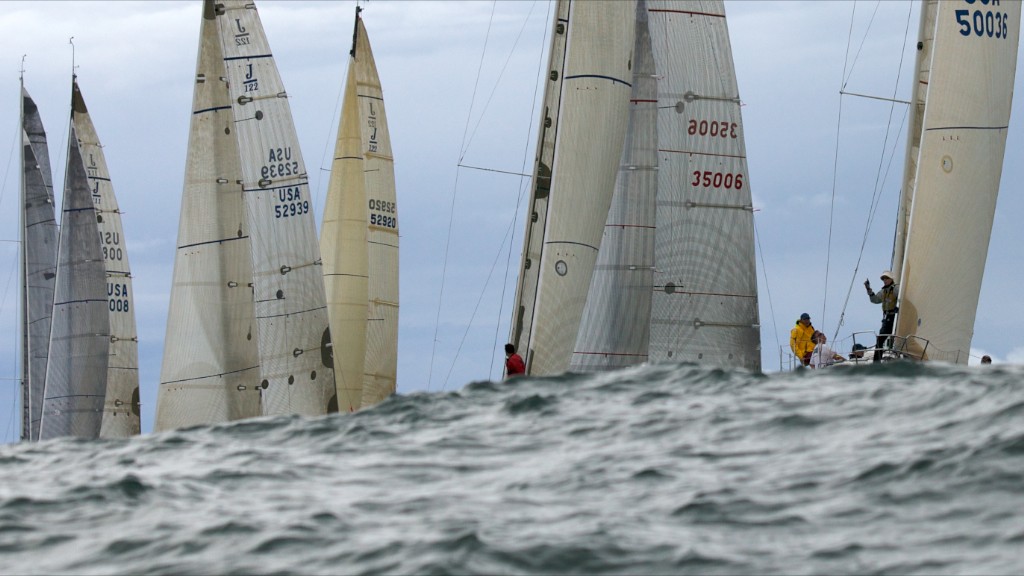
[158,0,335,430]
[40,120,109,440]
[19,85,59,441]
[646,0,760,370]
[157,0,263,430]
[351,10,399,408]
[321,54,369,414]
[69,80,141,437]
[513,0,637,376]
[895,1,1020,362]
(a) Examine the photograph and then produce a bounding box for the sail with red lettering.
[157,0,335,430]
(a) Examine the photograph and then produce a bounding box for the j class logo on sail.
[957,0,1010,39]
[368,198,396,229]
[367,102,379,153]
[243,63,258,92]
[262,147,299,180]
[234,18,250,47]
[107,282,129,313]
[100,230,123,262]
[274,187,309,219]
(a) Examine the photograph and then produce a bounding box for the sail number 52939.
[955,1,1010,39]
[692,171,744,189]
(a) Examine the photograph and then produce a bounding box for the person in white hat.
[864,271,899,361]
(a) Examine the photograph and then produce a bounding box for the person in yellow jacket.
[790,313,816,367]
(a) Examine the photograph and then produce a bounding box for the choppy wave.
[1,361,1022,575]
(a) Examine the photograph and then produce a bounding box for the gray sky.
[1,1,1021,440]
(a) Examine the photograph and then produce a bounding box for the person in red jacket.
[504,343,525,378]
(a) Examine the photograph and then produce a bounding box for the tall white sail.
[895,1,1020,362]
[352,10,399,408]
[69,80,141,437]
[40,119,109,440]
[19,85,59,441]
[322,45,369,414]
[158,0,335,429]
[512,0,637,376]
[646,0,760,370]
[571,0,658,372]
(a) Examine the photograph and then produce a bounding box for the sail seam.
[161,365,260,386]
[177,235,249,250]
[223,54,273,62]
[193,105,232,115]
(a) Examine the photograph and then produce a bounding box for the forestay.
[19,86,59,441]
[894,1,1020,362]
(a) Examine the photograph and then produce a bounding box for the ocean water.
[1,362,1022,575]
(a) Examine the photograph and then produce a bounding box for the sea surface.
[1,362,1022,575]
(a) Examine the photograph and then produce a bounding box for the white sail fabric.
[157,0,263,430]
[322,56,369,414]
[515,0,637,376]
[571,0,658,372]
[352,12,399,408]
[646,1,760,370]
[510,0,572,364]
[895,2,1020,363]
[215,0,335,415]
[19,86,59,442]
[40,121,109,440]
[69,81,141,438]
[892,0,939,280]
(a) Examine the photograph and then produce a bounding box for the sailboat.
[853,1,1019,364]
[19,82,59,441]
[156,0,335,430]
[39,77,140,439]
[509,0,638,376]
[321,6,399,412]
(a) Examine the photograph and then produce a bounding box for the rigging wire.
[753,215,782,370]
[826,1,916,343]
[427,0,500,391]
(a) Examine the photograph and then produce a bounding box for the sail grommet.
[216,178,228,184]
[310,370,317,380]
[276,289,284,299]
[941,155,953,173]
[664,282,676,294]
[261,380,269,390]
[258,178,271,187]
[555,260,568,276]
[550,70,559,81]
[683,91,698,102]
[97,214,104,223]
[288,375,295,385]
[227,281,238,288]
[237,385,247,391]
[525,258,532,270]
[556,23,565,35]
[280,265,292,275]
[238,95,253,105]
[292,348,303,358]
[224,127,230,135]
[255,110,264,121]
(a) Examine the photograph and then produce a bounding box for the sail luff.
[157,0,263,430]
[894,1,1020,363]
[39,119,109,440]
[214,0,334,415]
[646,0,760,370]
[509,0,572,363]
[321,57,368,414]
[892,0,939,282]
[20,86,59,441]
[351,13,399,408]
[571,0,657,373]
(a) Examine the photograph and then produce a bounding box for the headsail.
[894,1,1020,362]
[511,0,637,376]
[157,0,334,430]
[19,85,59,441]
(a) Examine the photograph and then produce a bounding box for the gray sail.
[39,121,109,439]
[571,0,658,372]
[647,0,760,370]
[68,81,141,438]
[19,86,59,441]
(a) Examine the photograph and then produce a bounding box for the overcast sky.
[1,0,1021,440]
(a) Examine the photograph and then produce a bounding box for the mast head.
[350,5,363,58]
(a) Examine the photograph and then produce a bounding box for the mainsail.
[893,1,1020,362]
[157,0,334,430]
[510,0,637,376]
[19,84,59,441]
[571,0,760,372]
